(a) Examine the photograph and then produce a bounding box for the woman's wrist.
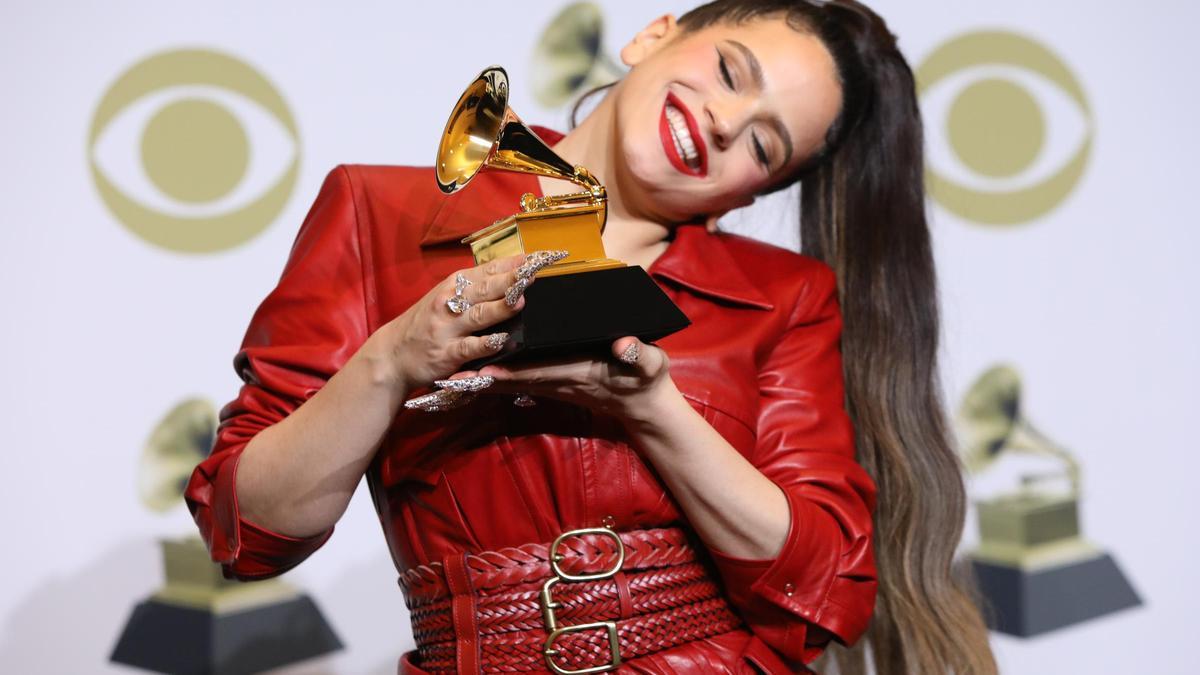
[620,375,691,435]
[357,322,413,396]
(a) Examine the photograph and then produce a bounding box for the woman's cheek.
[718,166,766,206]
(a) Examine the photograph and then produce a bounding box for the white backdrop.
[1,1,1196,673]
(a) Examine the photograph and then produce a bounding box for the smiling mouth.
[660,92,707,177]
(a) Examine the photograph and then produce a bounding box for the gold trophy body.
[958,365,1140,636]
[437,67,690,368]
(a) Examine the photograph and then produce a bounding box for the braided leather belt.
[399,526,743,674]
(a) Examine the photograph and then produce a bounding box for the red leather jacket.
[185,130,878,673]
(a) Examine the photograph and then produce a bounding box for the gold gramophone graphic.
[958,365,1140,636]
[111,398,341,674]
[531,2,625,108]
[440,67,689,368]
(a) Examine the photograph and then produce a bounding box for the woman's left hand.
[410,337,676,422]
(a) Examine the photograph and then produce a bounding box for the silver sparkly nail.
[434,375,495,392]
[513,393,537,407]
[404,389,472,412]
[505,277,530,307]
[618,342,640,365]
[485,332,509,350]
[516,250,570,281]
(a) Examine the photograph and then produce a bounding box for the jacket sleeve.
[184,165,370,581]
[706,261,878,665]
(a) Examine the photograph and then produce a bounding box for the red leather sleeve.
[707,262,878,664]
[184,165,369,580]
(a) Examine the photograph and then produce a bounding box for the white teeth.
[665,104,700,169]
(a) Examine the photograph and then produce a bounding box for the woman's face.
[610,15,842,223]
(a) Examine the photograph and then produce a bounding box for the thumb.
[612,336,665,375]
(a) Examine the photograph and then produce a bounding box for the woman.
[185,1,997,673]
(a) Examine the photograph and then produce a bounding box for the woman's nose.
[705,101,748,151]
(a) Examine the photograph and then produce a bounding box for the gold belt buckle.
[539,526,625,674]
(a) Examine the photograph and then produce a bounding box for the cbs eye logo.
[88,49,300,253]
[916,31,1092,226]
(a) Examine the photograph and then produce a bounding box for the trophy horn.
[532,2,626,108]
[137,397,217,513]
[956,364,1080,492]
[436,66,601,198]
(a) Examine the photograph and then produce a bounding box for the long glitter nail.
[485,332,509,350]
[424,391,476,412]
[505,277,530,307]
[619,342,641,365]
[434,375,495,392]
[404,389,468,411]
[515,250,570,281]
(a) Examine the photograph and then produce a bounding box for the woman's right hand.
[371,250,567,392]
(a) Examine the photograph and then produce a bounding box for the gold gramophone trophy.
[957,365,1139,636]
[531,2,625,108]
[111,398,341,674]
[438,67,690,368]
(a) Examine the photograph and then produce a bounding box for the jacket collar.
[419,127,772,311]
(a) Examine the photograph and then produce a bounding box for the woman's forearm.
[233,324,409,538]
[622,379,790,560]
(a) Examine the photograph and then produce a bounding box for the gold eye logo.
[916,31,1093,226]
[88,49,300,253]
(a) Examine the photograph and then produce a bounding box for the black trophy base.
[971,553,1141,637]
[110,594,342,674]
[467,265,691,369]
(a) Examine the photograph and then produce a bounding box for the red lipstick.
[659,91,708,177]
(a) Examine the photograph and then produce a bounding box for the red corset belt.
[398,526,743,674]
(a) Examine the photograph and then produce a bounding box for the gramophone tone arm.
[1009,420,1082,493]
[520,191,599,212]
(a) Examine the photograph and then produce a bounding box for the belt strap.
[418,597,742,672]
[400,527,743,674]
[400,527,700,604]
[443,553,480,675]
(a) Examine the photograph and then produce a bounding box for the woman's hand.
[372,250,567,393]
[430,337,680,423]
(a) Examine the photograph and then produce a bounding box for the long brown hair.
[671,2,997,673]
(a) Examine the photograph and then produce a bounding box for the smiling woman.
[185,1,996,674]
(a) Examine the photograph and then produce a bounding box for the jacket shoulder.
[716,232,837,312]
[336,164,443,221]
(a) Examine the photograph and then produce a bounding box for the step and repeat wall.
[2,1,1195,673]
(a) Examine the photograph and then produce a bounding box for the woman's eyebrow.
[725,39,795,167]
[726,39,764,90]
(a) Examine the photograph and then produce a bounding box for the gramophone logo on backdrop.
[532,2,624,108]
[88,49,300,253]
[916,31,1093,226]
[957,365,1140,637]
[111,398,341,673]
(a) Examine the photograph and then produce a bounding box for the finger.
[461,295,524,332]
[448,331,510,363]
[463,250,568,304]
[433,374,495,393]
[478,253,527,277]
[463,254,525,304]
[478,358,590,385]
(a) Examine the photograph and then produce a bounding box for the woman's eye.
[717,50,735,89]
[752,133,770,168]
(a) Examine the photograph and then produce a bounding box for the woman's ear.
[619,14,678,67]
